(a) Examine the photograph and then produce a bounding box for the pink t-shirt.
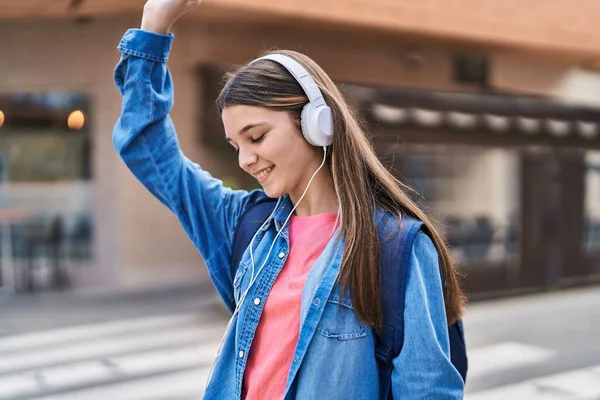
[242,212,339,400]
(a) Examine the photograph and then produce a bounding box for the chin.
[263,189,282,199]
[262,184,285,199]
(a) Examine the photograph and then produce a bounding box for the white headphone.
[252,53,334,147]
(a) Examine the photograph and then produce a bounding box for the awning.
[346,85,600,148]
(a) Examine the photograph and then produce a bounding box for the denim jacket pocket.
[315,290,368,340]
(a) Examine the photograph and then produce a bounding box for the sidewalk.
[464,285,600,398]
[0,282,224,336]
[4,280,599,338]
[0,284,227,400]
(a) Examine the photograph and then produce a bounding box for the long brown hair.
[217,50,466,333]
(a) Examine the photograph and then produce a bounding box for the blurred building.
[0,1,599,298]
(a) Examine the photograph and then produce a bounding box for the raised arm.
[112,0,266,308]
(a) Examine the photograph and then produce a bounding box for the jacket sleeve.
[112,28,265,308]
[391,232,465,399]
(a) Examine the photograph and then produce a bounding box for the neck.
[289,167,339,217]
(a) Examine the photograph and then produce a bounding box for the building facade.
[0,0,599,297]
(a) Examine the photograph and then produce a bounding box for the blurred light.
[446,111,477,129]
[68,110,85,130]
[578,122,597,139]
[517,117,540,135]
[547,119,570,137]
[372,104,407,124]
[0,110,4,128]
[483,114,510,133]
[411,108,443,127]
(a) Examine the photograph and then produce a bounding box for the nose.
[238,146,258,171]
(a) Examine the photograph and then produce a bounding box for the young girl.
[113,0,466,398]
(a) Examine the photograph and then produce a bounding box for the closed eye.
[251,133,266,144]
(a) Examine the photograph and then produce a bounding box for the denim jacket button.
[239,350,244,358]
[278,252,285,259]
[254,297,261,305]
[313,298,321,306]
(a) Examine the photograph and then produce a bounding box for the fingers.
[141,0,201,34]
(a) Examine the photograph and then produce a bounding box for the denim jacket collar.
[255,195,294,240]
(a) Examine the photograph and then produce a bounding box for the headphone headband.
[252,54,325,108]
[250,53,333,147]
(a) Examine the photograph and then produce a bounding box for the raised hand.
[141,0,202,34]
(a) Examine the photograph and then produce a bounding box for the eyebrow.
[225,122,267,142]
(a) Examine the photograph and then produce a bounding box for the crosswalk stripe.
[0,323,226,374]
[0,313,204,353]
[33,368,211,400]
[467,342,555,380]
[466,364,600,400]
[0,342,221,399]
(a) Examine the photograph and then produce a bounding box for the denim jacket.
[113,29,465,399]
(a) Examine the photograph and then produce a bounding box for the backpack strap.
[229,198,278,312]
[376,213,424,399]
[376,214,468,397]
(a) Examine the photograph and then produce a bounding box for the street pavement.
[1,284,599,399]
[464,285,600,400]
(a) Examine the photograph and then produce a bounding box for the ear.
[284,109,303,135]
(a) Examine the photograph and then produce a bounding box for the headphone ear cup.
[301,102,333,147]
[300,103,317,146]
[314,106,333,146]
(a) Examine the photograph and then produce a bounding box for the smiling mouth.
[255,166,274,183]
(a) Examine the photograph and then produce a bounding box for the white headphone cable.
[206,146,328,389]
[240,145,327,314]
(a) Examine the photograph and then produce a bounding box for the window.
[389,143,520,266]
[0,92,94,291]
[0,91,91,182]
